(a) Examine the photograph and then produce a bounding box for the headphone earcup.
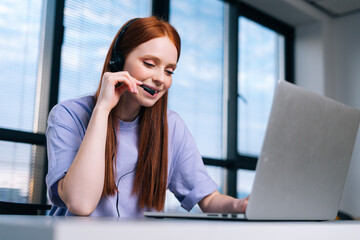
[109,18,139,73]
[109,53,125,72]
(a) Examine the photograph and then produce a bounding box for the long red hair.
[95,16,181,211]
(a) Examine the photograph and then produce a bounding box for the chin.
[138,94,165,108]
[139,99,158,108]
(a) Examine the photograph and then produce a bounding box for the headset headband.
[109,18,140,72]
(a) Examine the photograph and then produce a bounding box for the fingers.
[118,72,138,94]
[123,72,143,94]
[242,196,250,211]
[97,71,143,112]
[103,71,142,94]
[233,196,250,213]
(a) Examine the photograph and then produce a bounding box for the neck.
[115,92,142,122]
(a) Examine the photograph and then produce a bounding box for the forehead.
[131,37,178,64]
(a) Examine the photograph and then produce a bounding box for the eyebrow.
[142,55,177,69]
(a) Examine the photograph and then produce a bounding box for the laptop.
[144,80,360,221]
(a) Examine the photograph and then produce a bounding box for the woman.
[46,16,249,217]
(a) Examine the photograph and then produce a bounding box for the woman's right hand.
[96,71,143,113]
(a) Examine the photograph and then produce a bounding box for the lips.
[140,84,160,96]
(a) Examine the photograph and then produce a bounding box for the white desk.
[0,215,359,240]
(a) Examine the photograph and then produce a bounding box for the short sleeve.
[45,97,93,208]
[167,111,218,211]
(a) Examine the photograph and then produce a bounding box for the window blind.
[59,0,151,102]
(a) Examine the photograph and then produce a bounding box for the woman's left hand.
[199,190,250,213]
[233,195,250,213]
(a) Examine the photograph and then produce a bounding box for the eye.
[143,61,155,67]
[165,70,174,76]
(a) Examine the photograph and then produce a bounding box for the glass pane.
[237,17,284,156]
[0,0,42,132]
[59,0,151,102]
[164,165,225,212]
[237,169,255,199]
[169,0,224,159]
[0,141,33,203]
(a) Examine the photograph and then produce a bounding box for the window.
[168,0,293,204]
[59,0,151,102]
[0,0,44,203]
[0,0,42,132]
[0,141,46,203]
[169,0,225,160]
[165,0,226,211]
[237,169,255,199]
[238,16,284,157]
[236,4,294,199]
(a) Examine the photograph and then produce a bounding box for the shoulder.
[167,109,190,145]
[167,109,188,136]
[167,109,185,128]
[48,95,95,127]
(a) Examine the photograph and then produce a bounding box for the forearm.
[58,106,109,215]
[199,191,248,213]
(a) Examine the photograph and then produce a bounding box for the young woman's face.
[123,36,178,107]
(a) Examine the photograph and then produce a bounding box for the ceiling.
[305,0,360,17]
[239,0,360,27]
[239,0,316,26]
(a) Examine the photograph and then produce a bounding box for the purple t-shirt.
[45,96,217,217]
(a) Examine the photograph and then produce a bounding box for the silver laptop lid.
[246,80,360,220]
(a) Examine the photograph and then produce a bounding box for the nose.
[152,69,165,85]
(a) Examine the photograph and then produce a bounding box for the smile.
[140,85,157,96]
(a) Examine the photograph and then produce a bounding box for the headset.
[115,166,136,218]
[109,18,140,72]
[113,126,138,218]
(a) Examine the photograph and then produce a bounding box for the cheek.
[126,63,149,80]
[164,78,172,90]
